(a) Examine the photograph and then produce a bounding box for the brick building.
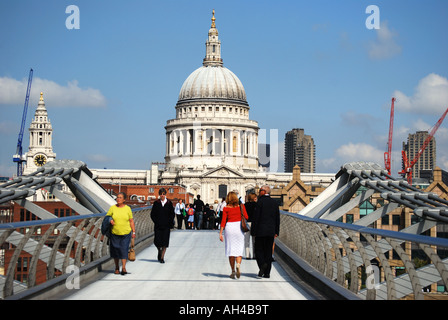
[101,183,194,206]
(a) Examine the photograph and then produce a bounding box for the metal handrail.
[0,206,153,299]
[0,213,104,230]
[278,210,448,300]
[3,204,447,300]
[281,211,448,249]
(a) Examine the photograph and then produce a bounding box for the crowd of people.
[174,195,227,231]
[104,185,280,280]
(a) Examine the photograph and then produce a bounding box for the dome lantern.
[203,9,223,67]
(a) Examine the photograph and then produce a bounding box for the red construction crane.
[399,106,448,184]
[384,97,395,175]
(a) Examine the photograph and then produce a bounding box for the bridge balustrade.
[0,207,153,299]
[278,211,448,300]
[2,207,448,300]
[1,160,448,300]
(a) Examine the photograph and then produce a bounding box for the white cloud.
[393,73,448,115]
[367,21,401,60]
[0,76,107,108]
[318,142,385,173]
[336,142,384,164]
[439,156,448,171]
[417,119,439,132]
[317,157,338,172]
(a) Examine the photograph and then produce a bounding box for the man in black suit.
[193,195,205,230]
[251,185,280,278]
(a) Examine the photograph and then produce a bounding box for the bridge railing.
[3,204,447,300]
[0,206,153,299]
[278,210,448,300]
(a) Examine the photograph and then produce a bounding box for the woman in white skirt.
[219,192,249,279]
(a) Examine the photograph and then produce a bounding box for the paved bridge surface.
[61,230,314,300]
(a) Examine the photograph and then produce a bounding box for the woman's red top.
[221,205,249,229]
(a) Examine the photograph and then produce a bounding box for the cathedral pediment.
[200,165,244,178]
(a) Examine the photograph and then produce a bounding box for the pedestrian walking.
[186,204,195,229]
[203,204,212,229]
[175,199,186,230]
[194,195,205,230]
[251,185,280,278]
[219,191,249,279]
[212,200,219,214]
[106,192,135,275]
[244,192,257,259]
[215,197,226,229]
[150,188,175,263]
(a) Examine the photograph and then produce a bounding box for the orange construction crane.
[399,106,448,184]
[384,97,395,175]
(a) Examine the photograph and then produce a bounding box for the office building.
[402,131,436,180]
[284,128,315,173]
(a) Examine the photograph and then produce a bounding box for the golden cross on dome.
[40,92,44,101]
[211,9,216,28]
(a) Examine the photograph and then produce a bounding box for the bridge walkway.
[61,230,314,300]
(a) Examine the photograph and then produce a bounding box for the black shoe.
[160,259,165,264]
[263,274,270,278]
[257,271,264,279]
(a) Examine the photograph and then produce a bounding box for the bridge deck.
[63,230,314,300]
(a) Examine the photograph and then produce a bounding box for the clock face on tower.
[34,154,47,167]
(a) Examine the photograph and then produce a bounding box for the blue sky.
[1,0,448,177]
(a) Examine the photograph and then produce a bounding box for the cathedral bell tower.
[24,92,56,174]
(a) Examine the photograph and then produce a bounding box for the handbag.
[240,204,250,233]
[128,237,136,261]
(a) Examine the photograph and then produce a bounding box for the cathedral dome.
[177,10,247,105]
[178,65,247,103]
[164,10,260,185]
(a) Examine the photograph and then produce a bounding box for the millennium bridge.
[1,160,448,302]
